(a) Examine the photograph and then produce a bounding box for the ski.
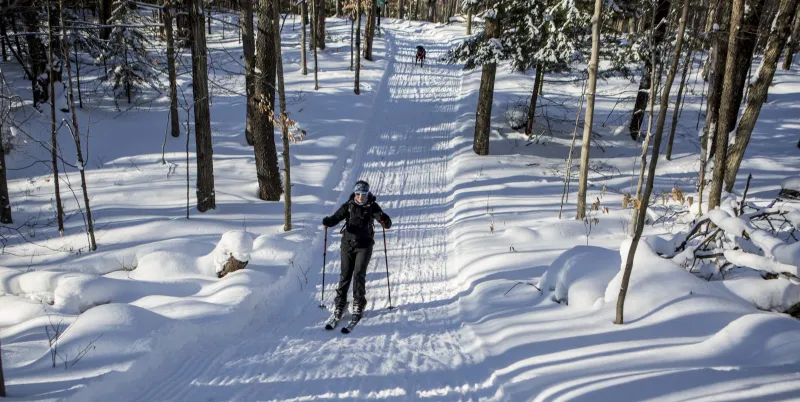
[341,315,362,334]
[324,314,342,330]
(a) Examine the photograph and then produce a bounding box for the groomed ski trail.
[112,27,472,401]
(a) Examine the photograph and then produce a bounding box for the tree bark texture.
[189,0,217,211]
[525,66,544,136]
[782,2,800,70]
[724,0,767,132]
[576,0,603,220]
[301,0,308,75]
[702,0,732,161]
[254,0,283,200]
[99,0,113,40]
[240,0,256,145]
[473,7,501,156]
[165,4,181,138]
[272,0,291,231]
[708,0,745,211]
[725,0,799,191]
[355,2,362,94]
[0,121,11,224]
[364,0,376,61]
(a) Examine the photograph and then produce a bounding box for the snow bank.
[538,246,620,308]
[781,176,800,192]
[696,313,800,366]
[719,270,800,312]
[605,239,754,321]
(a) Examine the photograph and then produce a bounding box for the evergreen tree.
[106,0,158,103]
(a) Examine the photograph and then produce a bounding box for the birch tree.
[164,1,180,138]
[273,0,292,231]
[576,0,602,220]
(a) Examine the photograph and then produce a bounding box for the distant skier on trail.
[322,180,392,327]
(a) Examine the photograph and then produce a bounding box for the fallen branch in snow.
[503,281,541,296]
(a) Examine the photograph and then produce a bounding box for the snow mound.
[537,245,620,307]
[697,313,800,366]
[209,230,254,275]
[781,176,800,192]
[500,226,539,249]
[605,239,754,321]
[719,271,800,312]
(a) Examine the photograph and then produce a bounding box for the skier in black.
[322,180,392,321]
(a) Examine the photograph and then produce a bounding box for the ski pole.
[382,226,394,310]
[319,226,328,309]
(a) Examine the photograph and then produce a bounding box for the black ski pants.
[335,240,373,311]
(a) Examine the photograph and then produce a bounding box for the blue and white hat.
[353,180,370,194]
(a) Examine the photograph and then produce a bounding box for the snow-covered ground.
[1,13,800,401]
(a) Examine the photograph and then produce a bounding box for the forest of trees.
[1,0,800,391]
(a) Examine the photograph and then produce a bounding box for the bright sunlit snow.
[1,10,799,402]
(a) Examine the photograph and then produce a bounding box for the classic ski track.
[134,28,471,401]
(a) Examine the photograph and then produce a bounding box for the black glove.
[380,214,392,229]
[322,217,331,227]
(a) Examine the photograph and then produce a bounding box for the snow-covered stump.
[217,255,249,278]
[212,231,254,279]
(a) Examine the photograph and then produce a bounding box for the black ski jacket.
[323,193,392,247]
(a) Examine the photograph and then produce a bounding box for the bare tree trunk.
[355,3,362,94]
[617,0,692,326]
[725,0,799,190]
[350,16,354,70]
[524,65,543,136]
[99,0,112,40]
[60,0,97,251]
[708,0,745,210]
[466,10,472,34]
[427,0,436,22]
[25,8,48,107]
[253,0,283,200]
[783,3,800,70]
[73,40,83,108]
[301,0,308,75]
[666,7,702,160]
[165,4,181,138]
[0,17,8,62]
[46,7,64,233]
[724,0,767,132]
[702,0,732,161]
[629,0,671,140]
[630,4,666,231]
[399,0,405,19]
[315,0,325,50]
[240,0,256,144]
[0,121,11,224]
[312,0,319,89]
[272,0,291,231]
[336,0,343,17]
[189,0,217,211]
[576,0,603,220]
[0,339,5,397]
[364,0,376,61]
[473,6,502,156]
